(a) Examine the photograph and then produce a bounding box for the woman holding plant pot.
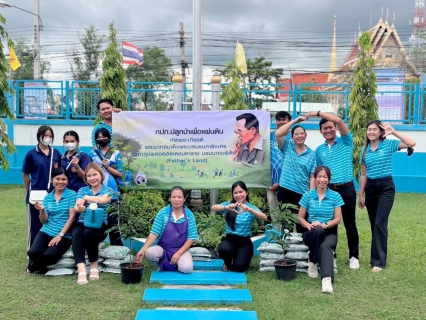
[211,181,268,272]
[358,121,416,272]
[135,186,199,273]
[27,168,76,273]
[73,163,114,285]
[298,166,343,294]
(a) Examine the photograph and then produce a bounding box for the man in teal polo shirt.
[307,110,359,270]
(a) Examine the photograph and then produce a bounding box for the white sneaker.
[321,277,333,293]
[308,262,318,278]
[349,257,360,270]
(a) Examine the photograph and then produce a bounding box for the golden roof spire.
[328,15,338,82]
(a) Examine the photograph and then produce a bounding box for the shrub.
[194,211,226,250]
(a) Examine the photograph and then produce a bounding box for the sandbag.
[47,258,75,269]
[99,265,121,274]
[103,256,134,269]
[284,233,303,244]
[99,245,130,259]
[192,256,212,262]
[258,242,284,253]
[285,251,309,260]
[260,252,285,260]
[260,259,276,267]
[286,244,309,252]
[45,268,75,276]
[190,247,211,257]
[259,266,275,272]
[61,247,74,258]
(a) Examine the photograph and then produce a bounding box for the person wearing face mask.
[60,131,91,192]
[22,125,61,249]
[91,98,121,147]
[88,127,124,246]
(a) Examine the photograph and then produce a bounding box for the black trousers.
[72,222,108,265]
[218,234,253,272]
[27,231,72,273]
[303,226,337,280]
[277,186,305,233]
[365,176,395,268]
[329,183,359,259]
[28,203,43,249]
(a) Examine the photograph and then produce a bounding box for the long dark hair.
[361,120,385,161]
[227,181,250,231]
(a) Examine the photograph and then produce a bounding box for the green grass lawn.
[1,184,425,320]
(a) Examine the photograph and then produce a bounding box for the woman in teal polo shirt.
[358,121,416,272]
[27,168,76,273]
[276,116,316,232]
[299,165,343,294]
[73,163,114,285]
[211,181,268,272]
[22,125,61,249]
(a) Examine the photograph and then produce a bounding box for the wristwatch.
[317,111,321,117]
[58,233,64,237]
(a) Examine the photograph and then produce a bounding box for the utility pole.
[34,0,41,79]
[192,0,202,111]
[179,22,187,82]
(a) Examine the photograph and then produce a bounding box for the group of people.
[23,99,124,285]
[269,110,416,293]
[22,98,416,293]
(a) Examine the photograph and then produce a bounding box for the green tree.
[126,46,173,110]
[99,21,127,111]
[68,24,104,81]
[0,14,17,170]
[10,37,50,80]
[220,60,248,110]
[348,32,379,181]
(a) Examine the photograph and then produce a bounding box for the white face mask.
[64,142,77,151]
[41,138,52,146]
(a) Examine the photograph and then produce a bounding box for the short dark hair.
[291,125,306,136]
[319,118,336,130]
[97,98,114,110]
[314,165,331,181]
[275,111,291,121]
[94,127,111,139]
[51,167,68,179]
[170,186,187,199]
[63,130,80,142]
[236,113,259,132]
[36,125,54,142]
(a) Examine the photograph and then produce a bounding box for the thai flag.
[122,41,144,67]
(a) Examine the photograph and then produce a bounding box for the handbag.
[29,148,54,205]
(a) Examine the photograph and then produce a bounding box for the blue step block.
[143,288,252,304]
[193,259,224,271]
[150,271,247,285]
[135,309,258,320]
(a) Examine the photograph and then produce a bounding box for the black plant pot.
[120,262,144,284]
[273,259,297,281]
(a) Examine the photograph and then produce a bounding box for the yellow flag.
[9,47,21,71]
[235,41,247,74]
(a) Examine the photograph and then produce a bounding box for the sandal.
[89,268,100,280]
[77,272,88,285]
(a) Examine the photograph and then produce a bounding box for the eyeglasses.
[234,128,249,134]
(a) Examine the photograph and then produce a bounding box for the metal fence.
[6,80,426,124]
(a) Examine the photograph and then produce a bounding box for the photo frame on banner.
[112,110,270,190]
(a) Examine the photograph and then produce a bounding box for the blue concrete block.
[193,259,224,270]
[143,288,252,304]
[150,271,247,285]
[135,309,258,320]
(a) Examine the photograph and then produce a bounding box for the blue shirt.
[270,131,290,185]
[88,149,123,200]
[299,188,344,224]
[219,201,260,237]
[76,185,113,224]
[279,139,317,195]
[150,205,199,245]
[316,132,354,184]
[91,122,113,147]
[41,188,76,239]
[22,146,62,203]
[360,139,400,179]
[60,151,91,192]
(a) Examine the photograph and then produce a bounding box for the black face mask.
[96,139,110,147]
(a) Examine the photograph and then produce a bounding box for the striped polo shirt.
[150,205,199,245]
[316,132,354,184]
[76,185,114,224]
[41,188,77,239]
[270,131,291,185]
[360,139,400,179]
[279,139,317,195]
[91,122,113,147]
[299,188,344,224]
[220,201,260,237]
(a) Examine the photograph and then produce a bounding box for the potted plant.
[268,203,300,281]
[109,189,166,284]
